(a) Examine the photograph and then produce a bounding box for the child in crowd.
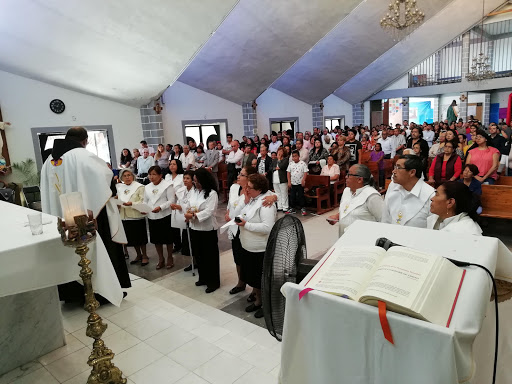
[286,150,309,216]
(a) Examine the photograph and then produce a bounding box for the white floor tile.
[129,273,142,281]
[95,299,136,319]
[38,334,85,366]
[129,278,154,289]
[145,325,196,355]
[245,327,280,350]
[10,368,58,384]
[62,311,90,333]
[107,306,151,329]
[102,330,142,354]
[214,332,256,356]
[124,314,172,340]
[240,344,280,373]
[169,312,207,332]
[223,317,261,337]
[183,301,215,317]
[114,342,163,377]
[168,338,221,371]
[0,361,43,384]
[233,367,277,384]
[60,303,85,319]
[175,372,210,384]
[45,347,91,382]
[71,318,122,346]
[168,293,198,309]
[134,297,170,313]
[193,351,252,384]
[62,370,90,384]
[200,308,235,326]
[190,322,230,343]
[128,356,188,384]
[269,365,281,378]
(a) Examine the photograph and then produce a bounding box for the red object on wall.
[507,93,512,126]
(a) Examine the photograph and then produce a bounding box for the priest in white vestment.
[40,127,131,302]
[381,155,435,228]
[327,164,384,235]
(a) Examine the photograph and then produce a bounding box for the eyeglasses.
[346,173,362,178]
[393,165,407,170]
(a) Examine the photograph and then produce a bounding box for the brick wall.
[242,102,257,137]
[352,103,364,126]
[312,102,323,129]
[483,93,491,126]
[140,100,164,146]
[402,97,409,123]
[459,92,468,122]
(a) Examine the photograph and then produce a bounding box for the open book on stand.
[303,246,466,327]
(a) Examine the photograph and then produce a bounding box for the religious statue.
[0,120,11,175]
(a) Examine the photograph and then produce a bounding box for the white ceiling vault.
[0,0,240,106]
[0,0,509,108]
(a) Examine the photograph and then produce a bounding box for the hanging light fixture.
[380,0,425,40]
[466,0,495,82]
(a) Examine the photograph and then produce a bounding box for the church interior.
[2,0,512,383]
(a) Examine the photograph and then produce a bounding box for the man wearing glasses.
[381,155,435,228]
[225,140,243,187]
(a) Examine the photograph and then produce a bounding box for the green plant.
[11,158,40,186]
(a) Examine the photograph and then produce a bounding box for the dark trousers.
[171,227,182,250]
[378,169,385,189]
[181,228,190,256]
[189,229,220,289]
[290,184,305,209]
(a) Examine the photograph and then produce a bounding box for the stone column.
[140,100,164,147]
[483,93,491,126]
[402,97,409,123]
[461,32,471,82]
[459,92,468,122]
[312,102,324,130]
[352,103,364,126]
[434,52,441,83]
[242,102,257,137]
[433,97,440,122]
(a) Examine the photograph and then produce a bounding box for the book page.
[304,246,385,300]
[131,203,152,213]
[359,247,439,309]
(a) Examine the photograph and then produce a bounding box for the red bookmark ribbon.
[299,288,314,300]
[378,301,394,345]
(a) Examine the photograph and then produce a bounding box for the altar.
[280,221,512,384]
[0,201,123,375]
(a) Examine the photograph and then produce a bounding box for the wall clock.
[50,99,65,114]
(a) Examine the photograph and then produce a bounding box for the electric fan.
[262,215,318,341]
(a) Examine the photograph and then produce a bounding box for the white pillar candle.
[59,192,86,225]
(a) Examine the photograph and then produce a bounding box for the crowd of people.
[110,113,510,317]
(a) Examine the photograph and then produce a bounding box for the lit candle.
[59,192,86,225]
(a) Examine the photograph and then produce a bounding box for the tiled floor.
[3,202,510,384]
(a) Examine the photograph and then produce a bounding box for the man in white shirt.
[222,133,234,157]
[182,145,196,171]
[140,140,155,157]
[390,127,406,157]
[403,120,411,138]
[381,155,435,228]
[377,129,393,159]
[226,140,244,186]
[137,148,154,176]
[295,139,309,163]
[423,124,435,148]
[268,134,282,153]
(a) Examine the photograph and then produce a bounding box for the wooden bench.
[332,175,346,207]
[379,179,392,195]
[304,175,332,214]
[480,184,512,219]
[496,176,512,186]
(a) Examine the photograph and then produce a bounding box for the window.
[269,118,298,137]
[184,124,220,146]
[324,117,345,131]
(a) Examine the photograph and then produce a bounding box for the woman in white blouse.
[427,181,482,235]
[237,173,277,318]
[165,159,185,252]
[116,168,149,265]
[184,168,220,293]
[327,164,383,236]
[171,170,195,267]
[143,166,176,270]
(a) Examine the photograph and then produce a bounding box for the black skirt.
[240,247,265,289]
[147,215,173,245]
[122,218,148,246]
[231,231,243,266]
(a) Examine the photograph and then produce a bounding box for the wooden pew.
[496,176,512,186]
[332,175,346,208]
[380,179,392,195]
[304,175,332,214]
[480,184,512,219]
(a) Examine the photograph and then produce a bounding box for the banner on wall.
[409,101,433,124]
[389,98,402,126]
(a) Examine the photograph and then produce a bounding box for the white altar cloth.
[280,221,511,384]
[0,201,123,306]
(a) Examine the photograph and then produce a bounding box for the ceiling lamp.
[466,0,495,82]
[380,0,425,39]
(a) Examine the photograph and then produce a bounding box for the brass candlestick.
[58,214,127,384]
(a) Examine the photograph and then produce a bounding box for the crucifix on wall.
[0,105,12,176]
